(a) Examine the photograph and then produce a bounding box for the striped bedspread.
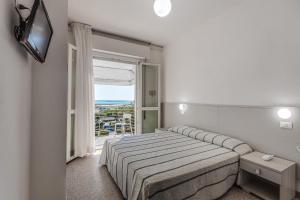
[100,126,252,200]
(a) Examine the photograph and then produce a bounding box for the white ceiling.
[68,0,238,45]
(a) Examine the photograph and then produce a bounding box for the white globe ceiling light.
[153,0,172,17]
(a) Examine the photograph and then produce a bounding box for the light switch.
[280,121,293,129]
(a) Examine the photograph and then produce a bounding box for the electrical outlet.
[280,121,293,129]
[296,146,300,153]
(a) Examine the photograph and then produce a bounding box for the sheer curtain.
[72,23,95,157]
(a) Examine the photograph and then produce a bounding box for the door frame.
[67,43,79,162]
[136,63,161,134]
[93,49,145,136]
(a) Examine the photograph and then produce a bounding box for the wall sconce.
[277,108,292,120]
[178,104,188,115]
[277,108,293,129]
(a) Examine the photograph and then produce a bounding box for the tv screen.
[16,0,53,63]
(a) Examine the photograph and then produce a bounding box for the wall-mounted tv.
[15,0,53,63]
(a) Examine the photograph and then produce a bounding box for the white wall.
[164,0,300,107]
[163,0,300,192]
[30,0,68,199]
[0,0,32,200]
[92,35,151,60]
[149,45,164,64]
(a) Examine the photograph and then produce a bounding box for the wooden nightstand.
[155,128,169,133]
[238,151,296,200]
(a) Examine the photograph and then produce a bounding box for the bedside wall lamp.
[277,108,293,129]
[178,104,188,115]
[277,108,292,120]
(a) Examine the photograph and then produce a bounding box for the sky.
[94,84,134,100]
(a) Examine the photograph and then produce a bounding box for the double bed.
[100,126,252,200]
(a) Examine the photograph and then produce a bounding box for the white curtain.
[72,23,95,157]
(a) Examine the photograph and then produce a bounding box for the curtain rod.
[68,23,163,48]
[93,49,146,60]
[91,28,164,49]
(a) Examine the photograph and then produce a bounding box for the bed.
[100,126,252,200]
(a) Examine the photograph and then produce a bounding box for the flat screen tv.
[15,0,53,63]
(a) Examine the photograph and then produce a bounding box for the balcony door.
[66,44,78,162]
[93,56,137,150]
[136,63,161,134]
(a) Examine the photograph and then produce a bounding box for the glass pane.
[71,49,76,110]
[142,65,158,107]
[142,110,158,133]
[70,114,75,157]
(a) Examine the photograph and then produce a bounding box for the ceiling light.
[153,0,172,17]
[277,108,292,120]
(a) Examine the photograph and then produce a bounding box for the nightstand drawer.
[240,160,282,184]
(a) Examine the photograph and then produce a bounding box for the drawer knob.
[255,169,261,175]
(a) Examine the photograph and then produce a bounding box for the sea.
[95,100,134,105]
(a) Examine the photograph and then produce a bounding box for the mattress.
[100,126,252,200]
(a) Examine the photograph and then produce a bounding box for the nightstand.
[238,151,296,200]
[155,128,169,133]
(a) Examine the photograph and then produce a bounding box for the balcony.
[95,102,135,150]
